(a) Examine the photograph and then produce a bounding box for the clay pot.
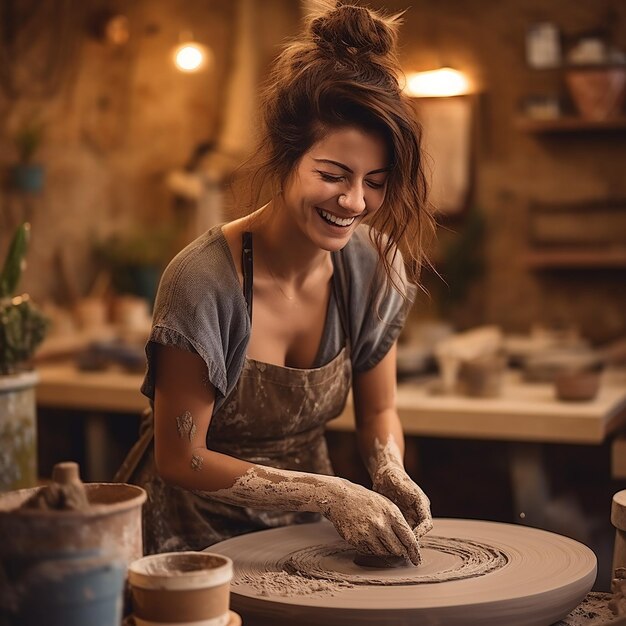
[128,552,233,626]
[0,371,39,492]
[565,66,626,120]
[554,370,601,402]
[458,354,507,398]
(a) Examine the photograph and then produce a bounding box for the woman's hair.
[248,0,433,291]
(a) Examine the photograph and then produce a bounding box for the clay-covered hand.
[372,464,433,540]
[318,477,422,565]
[201,464,421,563]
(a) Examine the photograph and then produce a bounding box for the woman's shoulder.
[341,223,377,259]
[338,225,386,282]
[155,225,243,316]
[337,224,412,300]
[165,224,230,273]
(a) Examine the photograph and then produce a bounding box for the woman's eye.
[366,180,385,190]
[318,171,344,183]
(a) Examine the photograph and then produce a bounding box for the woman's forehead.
[306,126,390,170]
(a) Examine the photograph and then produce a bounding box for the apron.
[116,233,352,555]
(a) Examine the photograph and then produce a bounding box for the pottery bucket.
[0,371,39,492]
[0,481,146,623]
[128,552,233,626]
[13,553,126,626]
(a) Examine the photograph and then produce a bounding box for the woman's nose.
[338,185,366,214]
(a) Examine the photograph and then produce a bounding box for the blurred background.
[1,0,626,592]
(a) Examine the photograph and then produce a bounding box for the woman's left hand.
[372,465,433,540]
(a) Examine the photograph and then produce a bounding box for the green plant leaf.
[0,223,30,298]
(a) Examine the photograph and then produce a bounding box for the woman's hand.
[372,465,433,540]
[319,477,422,565]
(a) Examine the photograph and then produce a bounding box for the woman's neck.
[248,199,331,285]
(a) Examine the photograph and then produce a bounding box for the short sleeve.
[337,227,417,373]
[140,228,250,406]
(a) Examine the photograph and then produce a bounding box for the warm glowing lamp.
[173,41,210,72]
[405,67,471,97]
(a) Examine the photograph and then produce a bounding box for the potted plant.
[97,227,175,308]
[0,223,49,491]
[11,115,46,193]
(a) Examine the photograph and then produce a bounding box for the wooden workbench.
[36,364,626,444]
[35,362,626,592]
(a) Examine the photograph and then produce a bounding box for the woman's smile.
[280,126,390,251]
[316,207,359,228]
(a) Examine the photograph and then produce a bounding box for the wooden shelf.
[516,116,626,134]
[524,248,626,268]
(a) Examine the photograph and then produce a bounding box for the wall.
[1,0,625,342]
[377,0,626,342]
[0,0,299,303]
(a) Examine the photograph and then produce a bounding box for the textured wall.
[1,0,625,342]
[377,0,626,342]
[0,0,299,303]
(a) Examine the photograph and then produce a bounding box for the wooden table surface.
[36,364,626,445]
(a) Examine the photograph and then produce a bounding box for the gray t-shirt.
[141,224,416,412]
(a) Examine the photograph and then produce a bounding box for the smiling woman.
[277,126,390,252]
[118,0,434,560]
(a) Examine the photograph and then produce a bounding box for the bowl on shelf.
[565,65,626,120]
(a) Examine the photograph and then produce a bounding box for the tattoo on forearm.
[176,410,196,442]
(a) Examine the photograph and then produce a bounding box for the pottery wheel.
[209,518,597,626]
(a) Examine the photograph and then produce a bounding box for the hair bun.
[310,4,395,57]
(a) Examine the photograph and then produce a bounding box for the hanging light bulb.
[405,67,471,98]
[172,34,211,73]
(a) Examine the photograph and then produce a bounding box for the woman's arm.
[353,342,433,540]
[153,343,422,563]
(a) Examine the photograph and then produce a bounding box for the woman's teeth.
[318,209,355,227]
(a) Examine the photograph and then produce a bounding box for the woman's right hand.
[318,477,422,565]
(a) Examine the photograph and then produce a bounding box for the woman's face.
[281,126,390,252]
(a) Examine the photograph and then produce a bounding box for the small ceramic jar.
[128,552,233,626]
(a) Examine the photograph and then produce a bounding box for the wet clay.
[236,571,353,598]
[283,536,507,585]
[368,434,432,542]
[353,553,410,568]
[20,461,89,511]
[176,410,197,442]
[20,482,89,511]
[211,520,597,626]
[201,464,421,562]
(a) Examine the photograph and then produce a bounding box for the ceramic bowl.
[554,370,601,402]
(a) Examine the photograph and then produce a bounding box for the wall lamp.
[172,34,212,73]
[404,67,471,98]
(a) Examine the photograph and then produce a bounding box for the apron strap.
[242,231,253,321]
[331,250,352,354]
[113,407,154,483]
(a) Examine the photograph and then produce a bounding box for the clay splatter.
[282,536,508,585]
[234,570,353,598]
[176,411,196,442]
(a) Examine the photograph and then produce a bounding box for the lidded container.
[128,551,234,626]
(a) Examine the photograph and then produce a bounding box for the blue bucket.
[14,553,126,626]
